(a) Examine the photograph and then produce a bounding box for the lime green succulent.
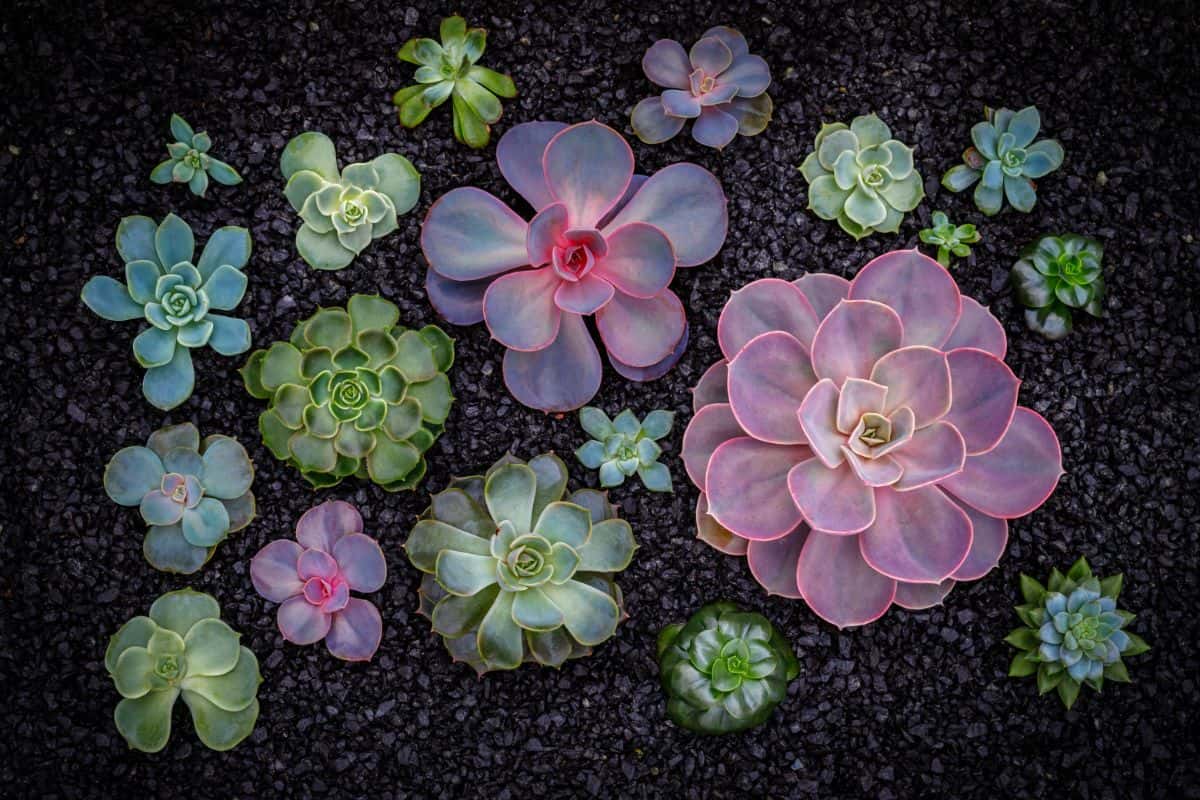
[919,211,981,268]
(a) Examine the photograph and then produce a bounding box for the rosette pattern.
[575,406,674,491]
[682,250,1064,628]
[1010,234,1105,340]
[919,210,980,268]
[149,113,242,196]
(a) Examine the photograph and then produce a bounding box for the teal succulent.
[149,114,242,197]
[281,132,420,270]
[918,210,980,268]
[1011,234,1105,340]
[81,213,252,410]
[575,407,674,492]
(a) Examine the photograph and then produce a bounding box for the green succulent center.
[341,198,367,225]
[184,149,202,169]
[509,544,545,578]
[1072,616,1099,643]
[154,654,184,682]
[1002,148,1026,169]
[1060,254,1083,277]
[862,164,886,188]
[858,412,892,447]
[163,287,196,317]
[331,375,369,411]
[724,652,749,676]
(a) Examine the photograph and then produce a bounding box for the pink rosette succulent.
[421,120,728,412]
[250,500,386,661]
[682,250,1064,628]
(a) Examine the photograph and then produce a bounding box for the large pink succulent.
[421,120,727,412]
[682,250,1063,628]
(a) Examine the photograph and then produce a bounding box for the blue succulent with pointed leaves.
[149,114,242,197]
[575,407,674,492]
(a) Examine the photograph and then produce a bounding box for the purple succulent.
[421,120,727,412]
[631,26,773,150]
[250,500,386,661]
[682,250,1064,628]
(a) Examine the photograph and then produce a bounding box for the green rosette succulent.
[800,113,924,240]
[105,589,262,753]
[575,407,674,492]
[658,602,798,734]
[240,294,454,491]
[280,132,420,270]
[405,453,637,675]
[149,113,242,197]
[1010,233,1105,340]
[918,210,980,268]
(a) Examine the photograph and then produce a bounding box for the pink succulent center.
[689,68,718,96]
[551,241,597,282]
[303,574,348,612]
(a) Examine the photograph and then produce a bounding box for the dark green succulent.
[1010,234,1104,340]
[918,210,980,268]
[149,114,242,197]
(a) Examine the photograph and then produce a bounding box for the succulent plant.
[240,294,454,492]
[631,26,772,150]
[681,250,1065,628]
[800,114,924,240]
[251,501,386,661]
[658,602,798,734]
[405,453,637,674]
[105,589,261,752]
[103,423,255,574]
[81,213,252,410]
[280,132,420,270]
[1007,558,1149,709]
[422,120,727,411]
[918,211,980,268]
[393,15,518,149]
[149,113,242,197]
[1011,234,1105,340]
[941,105,1064,215]
[575,407,674,491]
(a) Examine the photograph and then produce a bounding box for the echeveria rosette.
[1007,558,1149,709]
[149,113,242,197]
[421,120,727,412]
[393,15,517,149]
[575,407,674,492]
[1011,234,1105,341]
[240,294,454,492]
[104,423,256,574]
[919,211,980,268]
[405,453,637,674]
[81,213,252,410]
[281,132,420,271]
[250,501,386,661]
[681,250,1065,628]
[105,589,261,753]
[942,105,1064,215]
[658,602,798,734]
[631,26,773,150]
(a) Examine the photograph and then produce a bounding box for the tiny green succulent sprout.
[394,15,518,149]
[575,407,674,492]
[1006,557,1149,710]
[1011,234,1105,340]
[149,114,242,197]
[918,211,980,268]
[105,589,262,753]
[281,132,420,270]
[800,113,924,240]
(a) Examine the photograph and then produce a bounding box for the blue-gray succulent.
[149,114,242,197]
[575,407,674,492]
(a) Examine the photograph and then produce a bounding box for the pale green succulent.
[575,407,674,492]
[149,114,242,197]
[918,210,981,268]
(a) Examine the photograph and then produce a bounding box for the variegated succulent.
[149,113,242,196]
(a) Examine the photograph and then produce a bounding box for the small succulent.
[575,407,674,491]
[631,26,772,150]
[658,602,798,734]
[800,114,924,240]
[104,423,255,574]
[1007,558,1149,709]
[251,501,386,661]
[149,114,242,197]
[405,453,637,674]
[105,589,261,753]
[1011,234,1105,340]
[918,211,980,268]
[239,294,454,491]
[281,132,420,270]
[393,15,517,149]
[941,105,1064,215]
[81,213,252,410]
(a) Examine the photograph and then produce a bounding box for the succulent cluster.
[240,295,454,491]
[105,589,261,752]
[1011,234,1105,340]
[575,407,674,491]
[919,211,981,268]
[405,453,637,674]
[149,114,242,196]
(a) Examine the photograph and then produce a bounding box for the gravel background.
[3,0,1198,797]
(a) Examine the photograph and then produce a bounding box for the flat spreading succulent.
[240,294,454,491]
[658,602,798,734]
[405,453,637,674]
[800,114,924,240]
[575,407,674,491]
[149,113,242,196]
[422,120,727,411]
[104,423,255,574]
[393,15,517,149]
[682,250,1065,627]
[1011,234,1105,340]
[919,210,980,268]
[105,589,261,752]
[81,213,252,410]
[251,501,386,661]
[281,132,420,270]
[631,26,772,149]
[941,105,1064,215]
[1007,558,1149,709]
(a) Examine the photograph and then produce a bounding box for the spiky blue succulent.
[575,407,674,492]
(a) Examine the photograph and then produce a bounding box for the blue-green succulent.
[575,407,674,492]
[149,114,242,197]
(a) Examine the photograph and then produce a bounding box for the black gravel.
[3,0,1199,797]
